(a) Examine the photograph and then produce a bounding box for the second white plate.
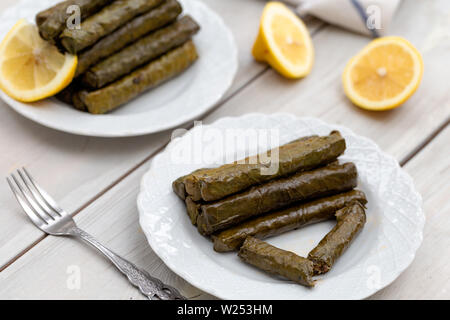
[0,0,238,137]
[138,113,425,300]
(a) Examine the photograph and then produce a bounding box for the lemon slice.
[252,1,314,79]
[0,19,77,102]
[343,36,423,111]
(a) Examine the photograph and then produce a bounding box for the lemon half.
[0,19,77,102]
[252,2,314,79]
[343,36,423,111]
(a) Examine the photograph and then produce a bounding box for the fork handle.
[68,227,185,300]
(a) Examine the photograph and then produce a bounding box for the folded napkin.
[282,0,401,37]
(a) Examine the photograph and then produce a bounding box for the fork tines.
[7,168,62,228]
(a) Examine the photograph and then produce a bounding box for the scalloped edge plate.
[138,113,425,299]
[0,0,238,137]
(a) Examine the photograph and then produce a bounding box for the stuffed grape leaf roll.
[55,82,78,105]
[78,40,198,114]
[196,162,358,235]
[172,136,316,201]
[36,1,71,27]
[55,80,88,111]
[213,190,367,252]
[82,15,200,88]
[38,0,113,43]
[76,0,182,77]
[185,196,201,225]
[308,201,366,275]
[60,0,164,54]
[183,131,346,202]
[173,168,211,201]
[238,236,315,287]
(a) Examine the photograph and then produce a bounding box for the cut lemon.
[252,1,314,79]
[0,19,77,102]
[343,36,423,111]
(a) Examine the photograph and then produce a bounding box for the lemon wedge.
[252,1,314,79]
[0,19,77,102]
[343,36,423,111]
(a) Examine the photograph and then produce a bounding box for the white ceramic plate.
[0,0,237,137]
[138,113,425,300]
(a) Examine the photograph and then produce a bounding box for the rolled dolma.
[238,236,315,287]
[184,131,346,202]
[72,91,88,111]
[185,196,201,225]
[196,162,358,235]
[55,82,77,105]
[60,0,164,54]
[78,40,198,114]
[173,175,191,201]
[36,1,71,27]
[54,81,85,110]
[55,81,88,111]
[174,176,192,200]
[173,167,213,201]
[75,0,182,77]
[213,190,367,252]
[82,15,200,88]
[38,0,113,42]
[308,201,366,275]
[172,136,316,201]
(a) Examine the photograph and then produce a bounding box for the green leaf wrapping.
[38,0,113,42]
[82,15,200,88]
[213,190,367,252]
[79,40,198,114]
[172,136,316,201]
[36,1,71,27]
[76,0,182,77]
[238,236,315,287]
[60,0,164,53]
[308,202,366,275]
[196,162,358,235]
[55,81,87,111]
[183,131,347,202]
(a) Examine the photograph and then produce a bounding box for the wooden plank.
[0,163,203,299]
[201,0,266,94]
[0,0,282,269]
[202,0,450,164]
[0,115,172,269]
[370,126,450,299]
[0,0,9,11]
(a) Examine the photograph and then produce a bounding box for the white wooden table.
[0,0,449,300]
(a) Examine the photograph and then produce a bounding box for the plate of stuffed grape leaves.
[138,113,425,300]
[0,0,237,137]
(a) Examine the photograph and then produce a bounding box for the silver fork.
[7,167,185,300]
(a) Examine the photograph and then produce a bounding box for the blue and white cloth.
[282,0,402,37]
